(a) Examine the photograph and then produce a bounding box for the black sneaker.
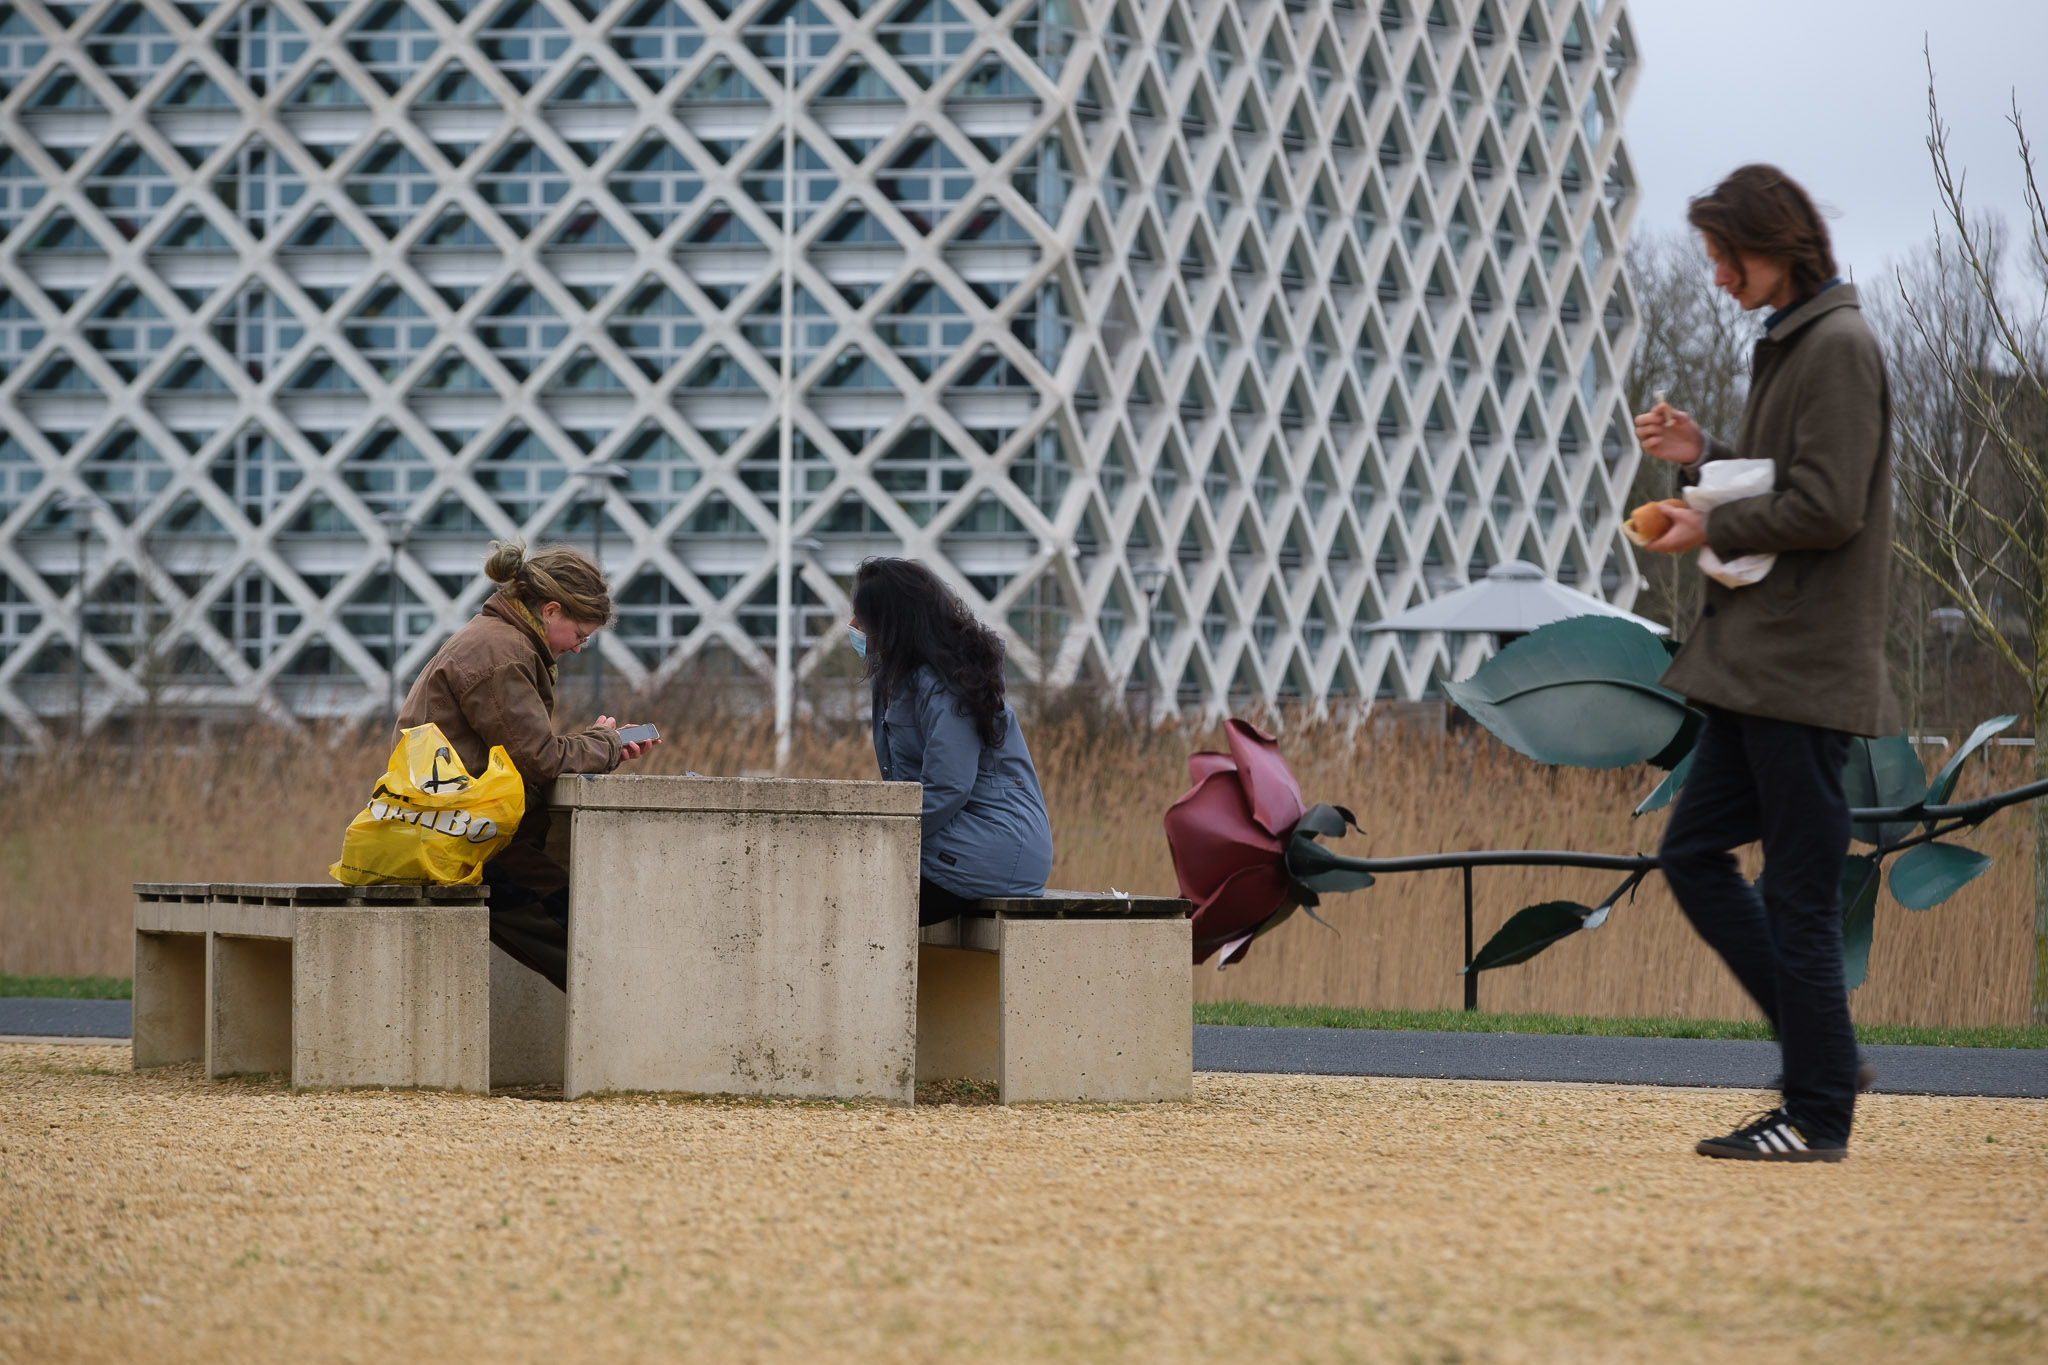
[1695,1107,1847,1162]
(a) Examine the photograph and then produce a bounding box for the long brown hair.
[1687,164,1838,299]
[484,540,614,625]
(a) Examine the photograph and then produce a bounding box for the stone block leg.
[490,943,565,1088]
[563,801,920,1102]
[133,932,205,1068]
[998,918,1194,1104]
[915,945,1000,1087]
[209,934,293,1078]
[293,906,491,1093]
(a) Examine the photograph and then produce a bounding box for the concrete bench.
[548,774,923,1102]
[132,882,491,1092]
[916,892,1194,1103]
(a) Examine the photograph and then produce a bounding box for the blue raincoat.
[870,666,1053,898]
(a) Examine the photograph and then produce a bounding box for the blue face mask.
[848,626,867,658]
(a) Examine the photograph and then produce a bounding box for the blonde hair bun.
[484,539,528,585]
[483,539,615,626]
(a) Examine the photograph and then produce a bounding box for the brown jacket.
[397,595,622,878]
[1660,284,1901,738]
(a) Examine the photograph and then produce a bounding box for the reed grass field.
[0,708,2033,1027]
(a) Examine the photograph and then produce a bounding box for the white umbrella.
[1361,561,1670,636]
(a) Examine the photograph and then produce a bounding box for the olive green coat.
[1660,284,1901,738]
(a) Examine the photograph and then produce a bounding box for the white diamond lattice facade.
[0,0,1644,744]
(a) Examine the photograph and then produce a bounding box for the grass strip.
[0,974,133,1000]
[1195,1001,2048,1050]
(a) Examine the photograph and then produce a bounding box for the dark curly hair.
[852,558,1009,749]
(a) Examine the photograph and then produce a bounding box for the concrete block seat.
[547,773,923,1102]
[133,882,491,1092]
[916,892,1194,1103]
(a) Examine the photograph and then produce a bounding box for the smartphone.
[615,723,660,745]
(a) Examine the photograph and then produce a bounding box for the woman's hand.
[1646,504,1708,555]
[1634,402,1704,465]
[594,715,660,764]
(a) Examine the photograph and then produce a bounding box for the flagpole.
[773,16,796,773]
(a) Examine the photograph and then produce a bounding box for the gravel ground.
[3,1043,2044,1364]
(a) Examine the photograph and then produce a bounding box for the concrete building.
[0,0,1643,744]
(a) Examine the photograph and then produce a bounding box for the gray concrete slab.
[558,778,921,1102]
[0,999,132,1038]
[1195,1025,2048,1099]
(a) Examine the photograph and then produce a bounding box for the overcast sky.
[1622,0,2048,283]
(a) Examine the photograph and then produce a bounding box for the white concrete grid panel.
[0,0,1644,744]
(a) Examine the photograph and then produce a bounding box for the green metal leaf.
[1646,707,1705,770]
[1925,715,2018,812]
[1841,734,1927,848]
[1294,804,1358,838]
[1285,805,1375,895]
[1838,853,1881,991]
[1463,900,1588,973]
[1633,750,1694,817]
[1286,832,1377,894]
[1443,617,1700,770]
[1887,841,1993,911]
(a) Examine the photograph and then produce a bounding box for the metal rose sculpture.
[1163,617,2048,999]
[1163,720,1372,966]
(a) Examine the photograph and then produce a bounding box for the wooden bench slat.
[211,883,353,902]
[197,882,490,904]
[968,891,1191,918]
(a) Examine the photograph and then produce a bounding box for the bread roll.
[1623,498,1687,548]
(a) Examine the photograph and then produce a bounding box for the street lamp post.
[1132,561,1167,728]
[576,462,631,717]
[374,510,414,727]
[55,494,108,740]
[1931,606,1966,731]
[774,16,798,774]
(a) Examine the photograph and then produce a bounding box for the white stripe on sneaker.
[1781,1125,1808,1152]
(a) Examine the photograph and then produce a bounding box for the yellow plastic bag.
[329,724,525,886]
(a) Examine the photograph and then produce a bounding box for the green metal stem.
[1462,866,1476,1012]
[1302,777,2048,880]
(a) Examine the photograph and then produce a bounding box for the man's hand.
[1633,402,1704,465]
[1645,504,1708,555]
[594,715,660,763]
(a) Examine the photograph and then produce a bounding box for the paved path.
[0,999,131,1038]
[1195,1025,2048,1099]
[4,1001,2042,1098]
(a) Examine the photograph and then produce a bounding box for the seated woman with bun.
[398,540,656,989]
[850,557,1053,924]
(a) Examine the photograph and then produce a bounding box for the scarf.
[498,593,560,686]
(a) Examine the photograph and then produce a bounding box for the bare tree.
[1622,231,1757,630]
[1891,69,2048,1023]
[1869,223,2035,733]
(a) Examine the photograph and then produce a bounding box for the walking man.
[1635,165,1897,1162]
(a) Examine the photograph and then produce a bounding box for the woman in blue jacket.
[850,557,1054,923]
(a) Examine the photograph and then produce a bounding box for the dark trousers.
[1658,706,1859,1144]
[919,877,979,927]
[481,850,569,992]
